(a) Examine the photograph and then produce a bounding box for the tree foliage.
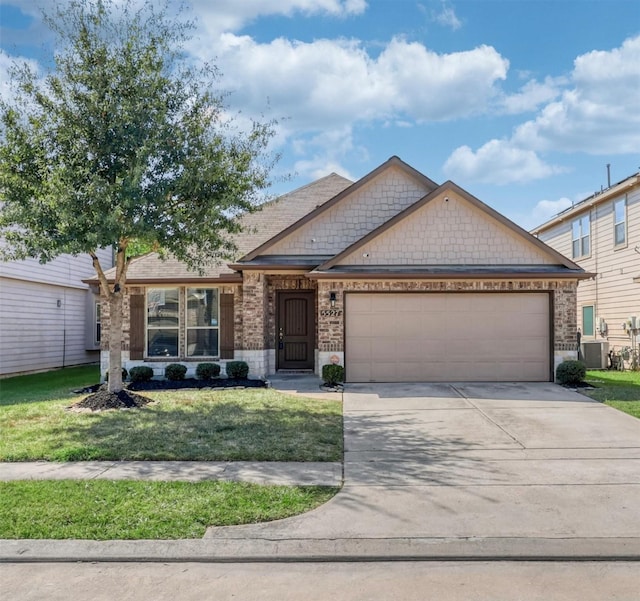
[0,0,276,393]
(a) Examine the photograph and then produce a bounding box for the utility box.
[581,341,609,369]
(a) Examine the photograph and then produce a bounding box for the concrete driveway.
[206,382,640,555]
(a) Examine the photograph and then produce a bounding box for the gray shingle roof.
[96,173,353,282]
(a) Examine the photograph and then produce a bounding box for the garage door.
[345,293,550,382]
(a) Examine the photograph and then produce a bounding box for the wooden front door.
[277,291,315,370]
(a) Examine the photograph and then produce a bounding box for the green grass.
[0,364,100,405]
[0,480,338,539]
[584,370,640,419]
[0,366,343,462]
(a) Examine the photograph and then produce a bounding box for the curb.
[3,537,640,563]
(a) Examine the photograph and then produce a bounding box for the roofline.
[239,156,439,262]
[531,172,640,235]
[228,263,315,272]
[318,181,582,271]
[307,271,594,281]
[82,275,243,285]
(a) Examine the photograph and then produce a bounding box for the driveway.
[205,382,640,552]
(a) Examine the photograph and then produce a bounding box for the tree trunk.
[107,291,124,393]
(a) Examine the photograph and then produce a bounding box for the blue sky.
[1,0,639,229]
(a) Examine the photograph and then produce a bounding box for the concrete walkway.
[3,380,640,563]
[0,460,342,486]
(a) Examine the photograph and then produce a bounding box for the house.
[531,172,640,369]
[96,156,591,383]
[0,248,113,377]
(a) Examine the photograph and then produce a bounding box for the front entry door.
[277,291,315,370]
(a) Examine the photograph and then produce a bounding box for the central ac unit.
[581,341,609,369]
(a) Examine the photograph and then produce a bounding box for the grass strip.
[585,370,640,419]
[0,480,338,539]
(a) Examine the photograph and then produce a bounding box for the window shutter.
[129,294,145,360]
[220,293,234,359]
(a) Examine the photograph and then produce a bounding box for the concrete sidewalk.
[0,460,342,486]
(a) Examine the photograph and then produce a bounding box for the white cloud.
[189,0,367,35]
[431,1,462,31]
[444,35,640,185]
[501,76,565,114]
[443,139,565,184]
[532,197,573,224]
[0,52,41,104]
[210,34,508,129]
[513,35,640,154]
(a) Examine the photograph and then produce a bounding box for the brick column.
[237,271,270,377]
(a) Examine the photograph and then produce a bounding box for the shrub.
[129,365,154,383]
[165,363,187,381]
[226,361,249,379]
[196,362,221,380]
[556,360,586,385]
[104,367,128,382]
[322,364,345,387]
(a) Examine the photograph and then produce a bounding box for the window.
[572,214,590,258]
[614,197,626,246]
[582,305,594,337]
[95,301,101,346]
[144,287,220,358]
[147,288,179,357]
[186,288,219,356]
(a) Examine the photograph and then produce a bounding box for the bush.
[104,367,128,382]
[226,361,249,379]
[165,363,187,381]
[322,364,345,387]
[556,360,586,385]
[196,362,221,380]
[129,365,154,383]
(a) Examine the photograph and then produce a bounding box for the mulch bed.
[72,378,266,412]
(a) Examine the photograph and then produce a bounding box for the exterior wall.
[316,279,578,379]
[0,248,112,377]
[537,182,640,355]
[266,166,431,255]
[0,278,100,376]
[338,191,555,266]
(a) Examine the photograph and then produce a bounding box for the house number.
[321,309,342,317]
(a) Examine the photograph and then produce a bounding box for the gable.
[262,164,435,257]
[325,185,575,269]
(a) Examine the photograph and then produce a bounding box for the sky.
[1,0,639,230]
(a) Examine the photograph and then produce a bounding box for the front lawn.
[0,480,338,539]
[0,366,343,461]
[584,370,640,419]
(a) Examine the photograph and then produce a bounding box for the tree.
[0,0,275,398]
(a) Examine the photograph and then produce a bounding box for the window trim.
[144,286,222,359]
[571,213,591,259]
[186,287,220,358]
[146,287,180,359]
[613,196,627,248]
[582,305,595,338]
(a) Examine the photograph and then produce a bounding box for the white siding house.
[0,248,113,376]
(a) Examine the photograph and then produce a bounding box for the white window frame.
[146,287,180,358]
[186,287,220,358]
[572,213,590,259]
[613,197,627,247]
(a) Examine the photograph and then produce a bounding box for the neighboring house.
[531,172,640,368]
[96,156,590,383]
[0,249,113,377]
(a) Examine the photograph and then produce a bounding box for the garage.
[345,292,551,382]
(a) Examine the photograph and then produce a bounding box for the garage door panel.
[345,292,550,383]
